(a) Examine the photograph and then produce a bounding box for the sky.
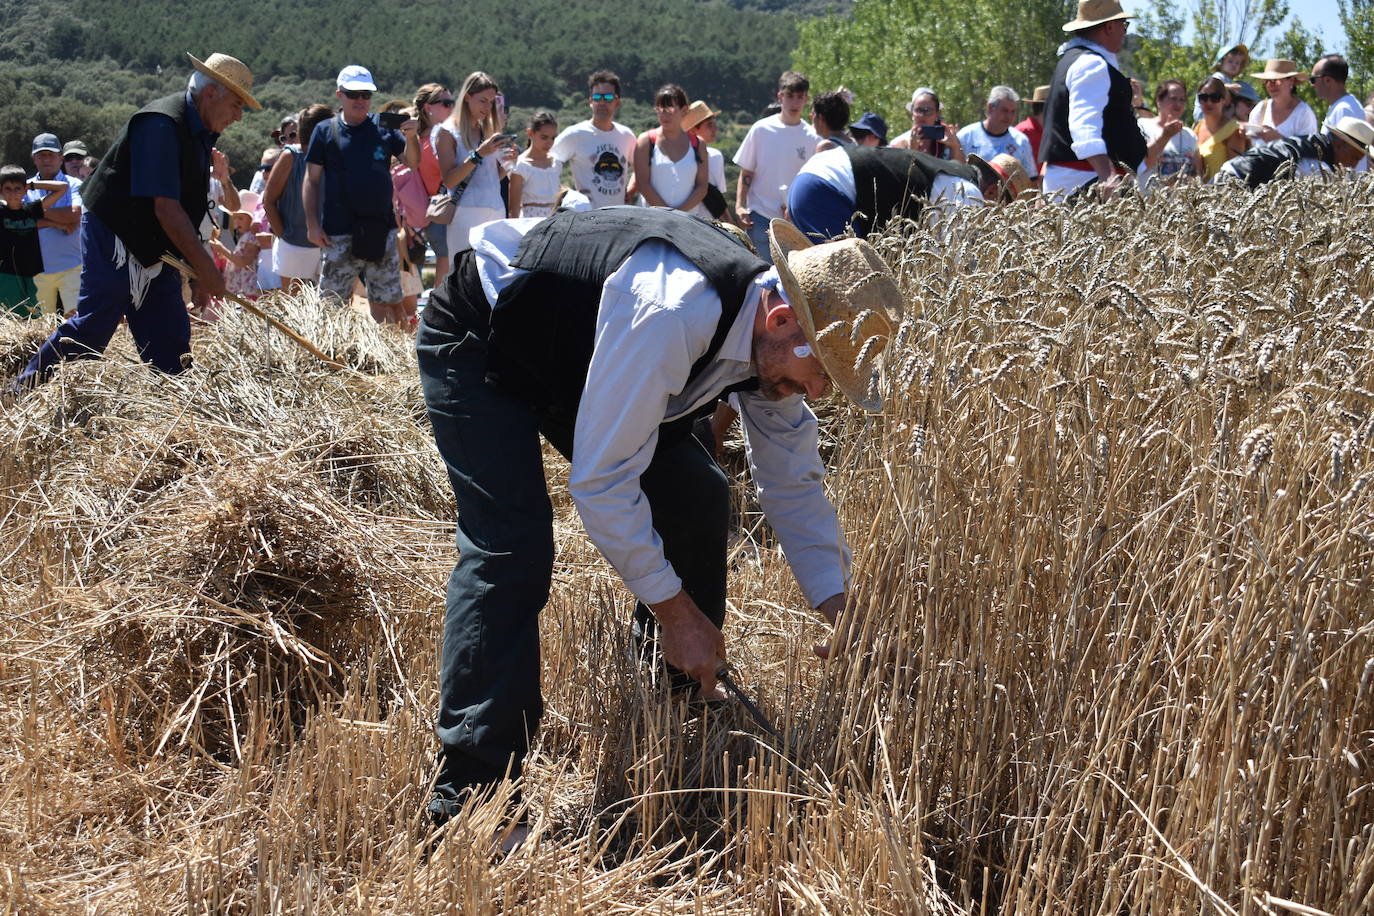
[1177,1,1347,53]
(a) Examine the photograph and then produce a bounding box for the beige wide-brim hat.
[187,52,262,110]
[1030,85,1050,103]
[1062,0,1133,31]
[681,100,721,132]
[969,153,1034,201]
[1329,116,1374,156]
[1251,59,1309,82]
[768,220,904,412]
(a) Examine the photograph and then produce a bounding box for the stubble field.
[2,176,1373,914]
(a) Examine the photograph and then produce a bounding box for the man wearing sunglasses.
[550,70,637,209]
[1312,56,1367,174]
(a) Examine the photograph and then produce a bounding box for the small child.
[1,165,74,318]
[206,210,261,320]
[507,111,564,219]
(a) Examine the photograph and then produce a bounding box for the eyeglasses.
[912,106,934,115]
[341,89,372,100]
[432,98,455,107]
[63,154,84,162]
[1196,92,1225,103]
[590,92,618,102]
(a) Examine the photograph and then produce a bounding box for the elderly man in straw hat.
[1039,0,1146,199]
[13,52,258,391]
[417,205,901,829]
[787,145,1032,242]
[1216,115,1372,188]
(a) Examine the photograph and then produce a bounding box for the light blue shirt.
[25,172,82,273]
[470,217,851,607]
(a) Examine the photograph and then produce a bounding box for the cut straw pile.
[3,176,1374,913]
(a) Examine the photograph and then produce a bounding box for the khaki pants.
[32,265,82,316]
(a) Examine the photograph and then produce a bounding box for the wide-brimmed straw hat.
[1329,116,1374,157]
[968,153,1033,201]
[1251,59,1308,82]
[1029,85,1050,104]
[768,220,904,412]
[187,52,261,110]
[681,100,721,132]
[1062,0,1133,32]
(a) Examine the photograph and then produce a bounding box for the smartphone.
[379,111,409,131]
[918,124,946,141]
[493,132,518,144]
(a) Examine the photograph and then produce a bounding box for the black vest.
[1040,46,1147,170]
[1220,133,1334,188]
[847,146,983,236]
[427,207,768,422]
[83,93,212,268]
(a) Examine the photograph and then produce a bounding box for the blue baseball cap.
[848,112,888,145]
[31,133,61,154]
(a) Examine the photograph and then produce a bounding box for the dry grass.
[2,176,1373,914]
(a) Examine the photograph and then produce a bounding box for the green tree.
[1338,0,1373,99]
[793,0,1075,130]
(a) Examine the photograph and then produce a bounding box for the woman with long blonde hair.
[435,71,516,266]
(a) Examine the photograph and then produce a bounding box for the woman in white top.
[1248,59,1318,143]
[435,71,516,263]
[507,111,564,219]
[1139,79,1201,182]
[632,83,708,215]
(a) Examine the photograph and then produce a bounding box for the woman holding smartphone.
[890,88,965,161]
[435,71,516,261]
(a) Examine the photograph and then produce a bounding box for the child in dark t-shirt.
[1,164,74,318]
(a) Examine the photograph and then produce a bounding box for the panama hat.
[1251,59,1308,82]
[968,153,1033,201]
[1062,0,1133,32]
[1029,85,1050,103]
[1329,116,1374,157]
[186,52,261,110]
[768,220,904,412]
[681,100,721,132]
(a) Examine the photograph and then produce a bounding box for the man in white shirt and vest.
[417,207,901,828]
[1039,0,1146,199]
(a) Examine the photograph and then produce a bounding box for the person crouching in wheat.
[416,207,902,841]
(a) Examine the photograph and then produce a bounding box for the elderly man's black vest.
[427,207,768,420]
[82,94,211,268]
[1040,46,1147,170]
[1220,133,1334,188]
[846,146,984,236]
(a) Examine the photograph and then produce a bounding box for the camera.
[918,124,946,141]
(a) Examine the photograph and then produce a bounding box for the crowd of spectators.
[3,42,1373,326]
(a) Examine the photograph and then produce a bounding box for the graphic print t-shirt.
[550,120,637,208]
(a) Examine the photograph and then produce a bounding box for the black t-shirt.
[0,200,45,277]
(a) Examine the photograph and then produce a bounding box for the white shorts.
[273,238,322,280]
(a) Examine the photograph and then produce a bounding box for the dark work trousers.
[415,312,730,813]
[15,212,192,389]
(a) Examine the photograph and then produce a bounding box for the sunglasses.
[590,92,618,102]
[341,89,373,100]
[1196,92,1225,103]
[432,98,455,108]
[912,106,935,115]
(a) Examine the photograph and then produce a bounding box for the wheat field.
[2,176,1373,914]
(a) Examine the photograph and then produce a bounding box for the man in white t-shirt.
[551,70,638,207]
[956,86,1038,179]
[1313,55,1367,173]
[734,71,819,263]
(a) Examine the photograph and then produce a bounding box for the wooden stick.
[159,254,351,372]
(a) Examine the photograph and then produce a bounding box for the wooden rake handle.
[159,254,351,372]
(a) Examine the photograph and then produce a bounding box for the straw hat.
[1062,0,1133,32]
[1329,116,1374,156]
[969,153,1033,201]
[187,52,261,110]
[681,101,721,132]
[768,220,904,412]
[1250,59,1308,82]
[1030,85,1050,104]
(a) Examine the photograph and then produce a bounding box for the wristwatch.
[467,150,483,166]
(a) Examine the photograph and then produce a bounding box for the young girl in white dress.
[508,111,564,219]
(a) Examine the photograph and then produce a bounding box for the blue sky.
[1175,1,1346,53]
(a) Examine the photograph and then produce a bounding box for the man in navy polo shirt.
[14,53,259,391]
[26,133,83,317]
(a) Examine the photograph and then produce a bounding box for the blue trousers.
[746,212,774,265]
[786,172,864,242]
[16,213,191,389]
[416,311,730,810]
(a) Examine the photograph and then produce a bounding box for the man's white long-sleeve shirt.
[1043,37,1148,196]
[469,218,851,609]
